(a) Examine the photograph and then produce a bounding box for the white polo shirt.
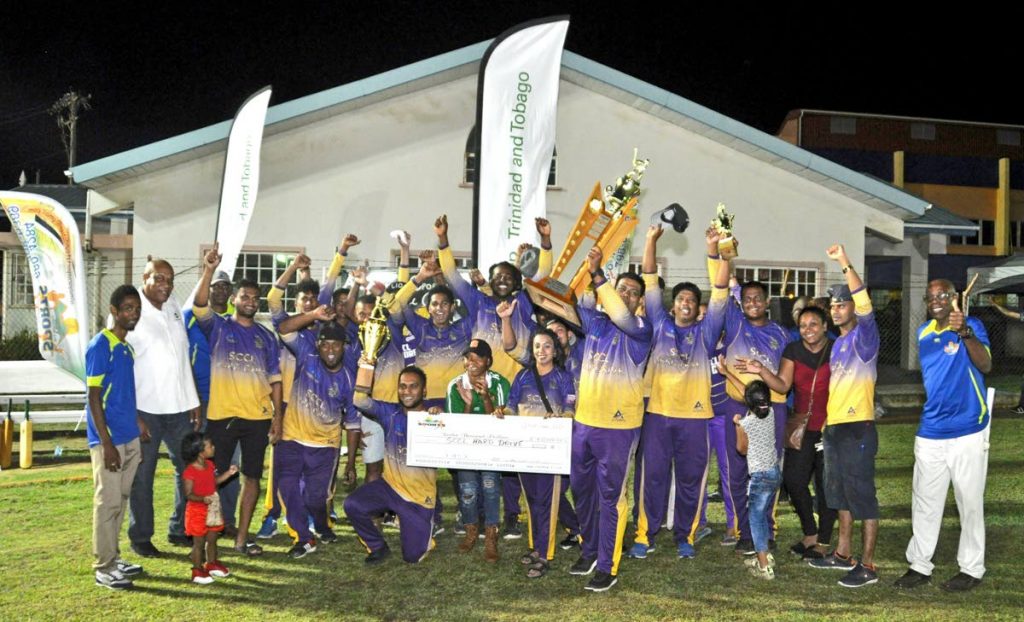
[126,287,200,414]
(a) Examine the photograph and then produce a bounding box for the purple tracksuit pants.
[343,478,434,563]
[274,440,337,543]
[570,421,640,576]
[633,414,709,547]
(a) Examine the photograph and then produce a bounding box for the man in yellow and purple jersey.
[193,244,283,558]
[569,246,653,593]
[629,226,730,561]
[807,244,881,588]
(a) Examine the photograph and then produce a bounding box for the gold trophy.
[711,202,738,260]
[526,149,649,326]
[358,293,394,365]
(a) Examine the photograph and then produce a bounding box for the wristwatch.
[958,326,975,340]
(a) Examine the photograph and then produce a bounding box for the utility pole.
[49,90,92,184]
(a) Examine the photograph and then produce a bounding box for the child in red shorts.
[182,432,237,584]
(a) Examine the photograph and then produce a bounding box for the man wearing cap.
[183,270,239,532]
[895,279,991,592]
[273,307,358,558]
[807,244,881,588]
[127,257,202,557]
[446,338,511,562]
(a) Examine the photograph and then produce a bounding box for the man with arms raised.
[807,244,881,588]
[193,244,283,557]
[569,246,653,592]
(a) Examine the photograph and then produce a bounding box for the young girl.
[182,432,237,584]
[733,380,781,580]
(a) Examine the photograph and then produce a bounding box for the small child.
[733,380,781,580]
[182,432,237,584]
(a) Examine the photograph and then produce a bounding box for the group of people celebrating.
[86,211,992,595]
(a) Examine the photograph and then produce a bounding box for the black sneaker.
[941,571,982,592]
[317,528,339,544]
[503,516,523,540]
[288,540,317,559]
[707,490,723,503]
[893,568,931,589]
[130,541,161,558]
[365,544,391,565]
[167,533,192,547]
[585,571,617,592]
[569,555,598,576]
[560,533,581,550]
[809,551,858,571]
[838,562,879,588]
[734,539,755,556]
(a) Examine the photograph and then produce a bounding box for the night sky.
[1,3,1016,188]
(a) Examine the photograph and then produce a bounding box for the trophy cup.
[525,149,649,326]
[711,202,738,260]
[358,293,394,365]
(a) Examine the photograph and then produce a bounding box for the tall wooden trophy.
[526,150,650,327]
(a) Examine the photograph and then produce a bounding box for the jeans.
[748,466,782,554]
[128,410,193,543]
[457,470,501,527]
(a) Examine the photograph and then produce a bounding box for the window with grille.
[829,116,857,135]
[734,266,818,298]
[950,220,992,247]
[6,251,34,307]
[463,126,557,186]
[234,250,302,313]
[395,250,474,270]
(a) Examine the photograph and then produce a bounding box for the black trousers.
[783,429,836,545]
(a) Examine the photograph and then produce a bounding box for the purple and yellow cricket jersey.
[195,305,281,421]
[643,270,728,419]
[508,366,577,417]
[280,331,359,447]
[575,281,653,429]
[392,279,472,402]
[722,291,789,404]
[827,288,879,425]
[353,393,437,509]
[438,246,541,382]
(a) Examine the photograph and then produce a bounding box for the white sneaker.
[96,568,133,590]
[116,559,143,577]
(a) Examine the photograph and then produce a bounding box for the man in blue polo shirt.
[87,285,146,590]
[895,279,991,592]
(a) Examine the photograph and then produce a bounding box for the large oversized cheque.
[406,412,571,474]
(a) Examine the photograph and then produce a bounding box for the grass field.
[0,413,1021,621]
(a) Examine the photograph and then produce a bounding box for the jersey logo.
[225,333,237,344]
[694,401,704,411]
[944,341,960,355]
[425,495,433,505]
[768,337,779,350]
[328,383,340,399]
[613,410,625,420]
[847,407,856,415]
[255,335,264,349]
[685,332,695,345]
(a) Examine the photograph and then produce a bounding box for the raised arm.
[532,217,553,281]
[991,301,1021,321]
[588,247,651,341]
[827,244,879,362]
[496,299,521,356]
[193,244,222,314]
[435,214,481,317]
[269,253,310,318]
[642,225,667,325]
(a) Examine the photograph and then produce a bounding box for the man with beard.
[274,309,358,558]
[895,279,991,592]
[629,226,730,560]
[127,257,201,558]
[344,363,441,564]
[434,214,552,539]
[807,244,881,588]
[193,244,283,557]
[569,247,653,592]
[721,266,790,555]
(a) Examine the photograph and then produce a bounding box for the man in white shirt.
[127,258,201,558]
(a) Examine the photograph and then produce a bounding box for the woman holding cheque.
[733,305,837,560]
[497,300,577,579]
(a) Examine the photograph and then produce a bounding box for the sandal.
[526,558,549,579]
[234,540,264,557]
[520,551,542,566]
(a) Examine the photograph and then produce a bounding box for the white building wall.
[95,75,886,295]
